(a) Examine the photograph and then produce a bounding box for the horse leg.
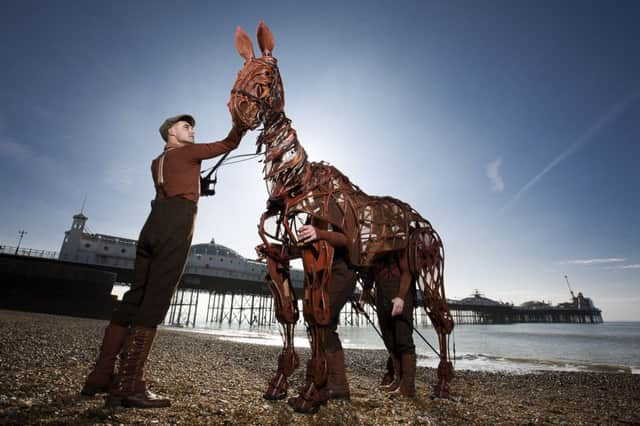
[434,326,454,398]
[411,228,455,398]
[263,256,300,400]
[289,325,328,414]
[289,242,333,413]
[423,274,454,398]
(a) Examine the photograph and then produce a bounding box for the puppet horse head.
[229,21,284,131]
[229,22,309,199]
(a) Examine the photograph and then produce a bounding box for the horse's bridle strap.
[230,88,263,104]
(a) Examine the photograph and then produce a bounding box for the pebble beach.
[1,309,638,425]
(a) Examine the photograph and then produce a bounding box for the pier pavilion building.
[58,211,304,290]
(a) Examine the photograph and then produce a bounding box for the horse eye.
[256,85,263,97]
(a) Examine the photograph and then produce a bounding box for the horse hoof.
[263,391,287,401]
[288,395,321,414]
[293,400,320,414]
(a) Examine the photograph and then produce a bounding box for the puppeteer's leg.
[320,258,356,401]
[375,261,414,394]
[290,251,356,413]
[107,197,196,408]
[375,286,401,392]
[263,256,300,400]
[391,282,416,398]
[82,207,157,396]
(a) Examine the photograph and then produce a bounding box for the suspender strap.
[156,152,169,197]
[157,153,166,186]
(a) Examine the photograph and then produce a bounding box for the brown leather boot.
[81,324,129,396]
[398,353,416,397]
[318,350,350,401]
[380,355,395,387]
[106,326,170,409]
[381,356,401,392]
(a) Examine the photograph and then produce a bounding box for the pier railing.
[0,245,58,259]
[161,287,431,329]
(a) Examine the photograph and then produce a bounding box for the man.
[81,114,245,408]
[294,223,357,408]
[360,253,416,397]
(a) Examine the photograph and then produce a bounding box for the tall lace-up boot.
[81,324,129,396]
[107,326,170,408]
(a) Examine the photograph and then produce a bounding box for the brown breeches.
[375,275,416,356]
[323,257,357,353]
[111,197,196,328]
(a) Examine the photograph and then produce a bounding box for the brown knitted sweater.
[151,126,243,204]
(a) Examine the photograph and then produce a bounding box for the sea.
[170,321,640,375]
[111,286,639,375]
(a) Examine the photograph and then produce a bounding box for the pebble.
[17,399,32,408]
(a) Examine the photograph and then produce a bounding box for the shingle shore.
[1,309,638,425]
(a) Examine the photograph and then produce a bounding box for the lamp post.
[15,230,27,255]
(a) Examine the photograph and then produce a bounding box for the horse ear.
[235,26,255,61]
[257,21,275,57]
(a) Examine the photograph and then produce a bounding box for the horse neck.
[259,112,310,194]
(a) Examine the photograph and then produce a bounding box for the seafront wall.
[0,254,117,320]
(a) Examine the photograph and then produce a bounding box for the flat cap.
[159,114,196,142]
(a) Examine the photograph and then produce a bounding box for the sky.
[1,0,638,320]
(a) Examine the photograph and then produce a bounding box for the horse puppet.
[228,21,454,412]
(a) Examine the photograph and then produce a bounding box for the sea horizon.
[160,319,640,376]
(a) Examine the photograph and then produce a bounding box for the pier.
[447,290,603,325]
[2,245,603,328]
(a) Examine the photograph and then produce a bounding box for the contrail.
[501,89,640,213]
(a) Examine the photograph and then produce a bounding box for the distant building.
[557,292,596,310]
[58,211,304,286]
[454,289,511,307]
[59,212,136,268]
[520,300,552,310]
[447,289,602,324]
